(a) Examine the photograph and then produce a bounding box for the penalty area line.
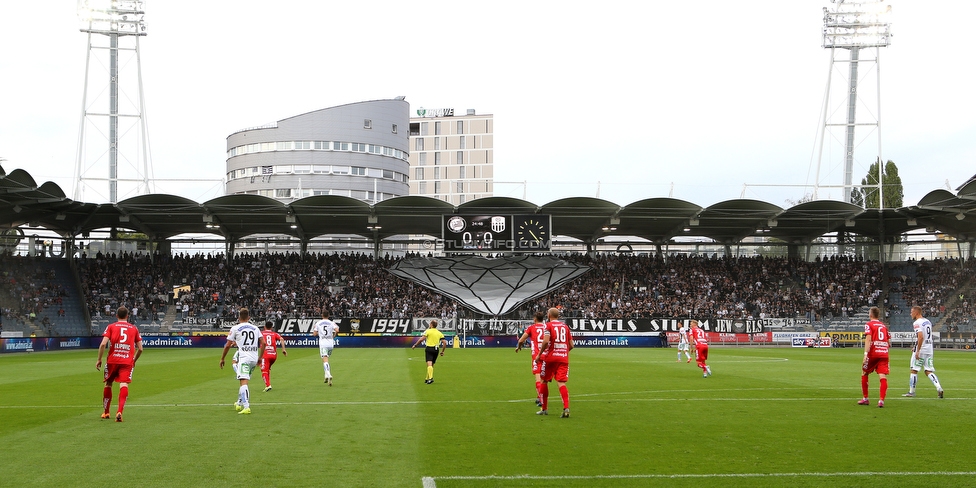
[423,471,976,484]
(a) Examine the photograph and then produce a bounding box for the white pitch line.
[424,471,976,483]
[2,395,971,410]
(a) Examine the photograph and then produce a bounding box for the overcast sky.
[1,1,973,208]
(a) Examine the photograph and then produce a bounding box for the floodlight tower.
[814,0,891,204]
[74,0,153,203]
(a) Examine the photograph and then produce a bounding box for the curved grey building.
[226,99,410,202]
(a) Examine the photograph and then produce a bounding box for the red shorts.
[261,356,277,373]
[531,357,542,375]
[862,357,889,375]
[541,361,569,383]
[695,344,709,361]
[104,363,133,384]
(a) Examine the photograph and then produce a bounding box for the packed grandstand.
[2,251,972,338]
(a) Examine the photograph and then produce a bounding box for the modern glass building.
[226,99,410,203]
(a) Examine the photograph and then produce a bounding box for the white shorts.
[910,352,935,372]
[678,342,690,351]
[319,345,334,358]
[237,361,257,380]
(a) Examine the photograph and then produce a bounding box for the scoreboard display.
[442,215,551,253]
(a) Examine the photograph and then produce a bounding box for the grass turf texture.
[1,346,974,487]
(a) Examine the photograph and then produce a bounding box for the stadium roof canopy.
[2,164,976,245]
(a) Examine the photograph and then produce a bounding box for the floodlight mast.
[74,0,152,203]
[814,0,891,205]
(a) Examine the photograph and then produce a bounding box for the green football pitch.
[1,346,974,487]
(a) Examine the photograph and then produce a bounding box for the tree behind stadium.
[851,160,903,209]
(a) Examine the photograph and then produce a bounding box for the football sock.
[540,383,549,410]
[240,385,250,408]
[262,371,270,387]
[324,362,332,377]
[535,381,543,403]
[879,378,887,401]
[103,386,112,413]
[861,375,869,399]
[677,351,681,361]
[928,372,942,390]
[909,373,918,393]
[426,365,433,380]
[118,385,128,413]
[559,384,569,410]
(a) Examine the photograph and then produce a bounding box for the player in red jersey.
[689,320,711,377]
[260,320,287,392]
[95,307,143,422]
[515,311,548,407]
[859,306,890,408]
[535,307,574,418]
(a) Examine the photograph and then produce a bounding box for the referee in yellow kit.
[411,319,448,384]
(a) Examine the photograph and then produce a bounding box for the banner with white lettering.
[565,318,765,334]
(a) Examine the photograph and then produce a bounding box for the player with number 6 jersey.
[859,306,890,408]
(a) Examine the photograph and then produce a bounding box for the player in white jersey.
[311,310,340,386]
[220,308,265,414]
[902,306,944,398]
[676,324,692,363]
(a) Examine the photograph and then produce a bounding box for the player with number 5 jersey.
[96,306,143,422]
[859,306,890,408]
[536,308,573,418]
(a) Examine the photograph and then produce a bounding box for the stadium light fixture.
[822,1,892,49]
[956,212,966,221]
[845,219,856,227]
[55,213,67,221]
[682,227,691,232]
[12,205,22,213]
[367,225,382,231]
[78,0,148,36]
[906,218,917,226]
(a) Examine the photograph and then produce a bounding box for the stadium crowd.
[69,251,971,325]
[0,254,69,333]
[77,251,458,323]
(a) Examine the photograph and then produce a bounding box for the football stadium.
[3,2,976,487]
